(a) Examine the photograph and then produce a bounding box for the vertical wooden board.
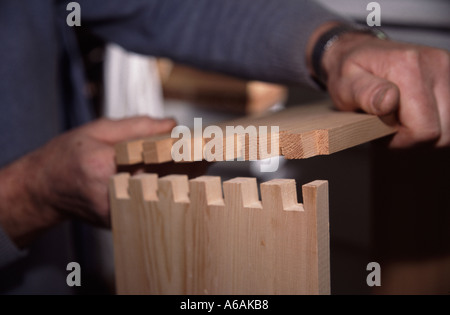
[261,179,308,294]
[158,175,190,294]
[222,178,265,294]
[259,179,330,295]
[132,178,163,294]
[109,173,131,295]
[135,174,191,294]
[302,180,330,295]
[126,174,159,294]
[110,173,151,294]
[111,173,330,295]
[188,176,226,294]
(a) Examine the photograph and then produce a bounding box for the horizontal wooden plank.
[115,100,397,165]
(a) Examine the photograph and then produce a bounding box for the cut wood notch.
[115,100,396,165]
[110,173,330,295]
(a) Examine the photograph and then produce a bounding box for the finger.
[389,66,441,148]
[434,52,450,147]
[88,116,177,143]
[328,63,400,116]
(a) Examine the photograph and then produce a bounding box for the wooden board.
[157,59,287,115]
[115,100,396,165]
[110,174,330,295]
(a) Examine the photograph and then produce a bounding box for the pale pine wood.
[115,100,396,165]
[110,173,330,295]
[157,60,287,115]
[188,176,227,294]
[109,173,130,294]
[302,180,330,295]
[114,139,145,165]
[142,136,175,164]
[109,173,152,294]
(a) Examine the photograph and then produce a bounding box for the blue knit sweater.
[0,0,342,293]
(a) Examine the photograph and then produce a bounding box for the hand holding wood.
[318,28,450,148]
[0,116,175,247]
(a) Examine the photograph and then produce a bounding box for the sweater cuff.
[0,225,27,269]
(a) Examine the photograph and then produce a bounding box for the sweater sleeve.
[0,225,26,269]
[71,0,348,87]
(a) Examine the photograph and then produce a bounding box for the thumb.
[87,116,177,143]
[328,65,400,116]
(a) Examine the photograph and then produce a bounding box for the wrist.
[306,21,342,82]
[0,151,63,248]
[307,22,388,88]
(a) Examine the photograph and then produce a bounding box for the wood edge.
[159,175,190,203]
[143,138,176,164]
[114,140,144,165]
[223,177,262,209]
[189,176,224,206]
[302,180,330,295]
[109,173,131,200]
[280,130,325,160]
[129,174,159,201]
[261,179,303,212]
[327,116,397,155]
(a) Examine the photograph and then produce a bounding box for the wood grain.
[158,60,287,115]
[115,100,396,165]
[110,173,330,295]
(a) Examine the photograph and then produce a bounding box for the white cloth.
[103,43,165,119]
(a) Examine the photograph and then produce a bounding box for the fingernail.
[156,117,173,123]
[162,116,176,122]
[373,88,388,113]
[162,118,177,126]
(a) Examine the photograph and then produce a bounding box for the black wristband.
[311,24,388,89]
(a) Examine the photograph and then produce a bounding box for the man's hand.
[0,117,176,248]
[309,23,450,148]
